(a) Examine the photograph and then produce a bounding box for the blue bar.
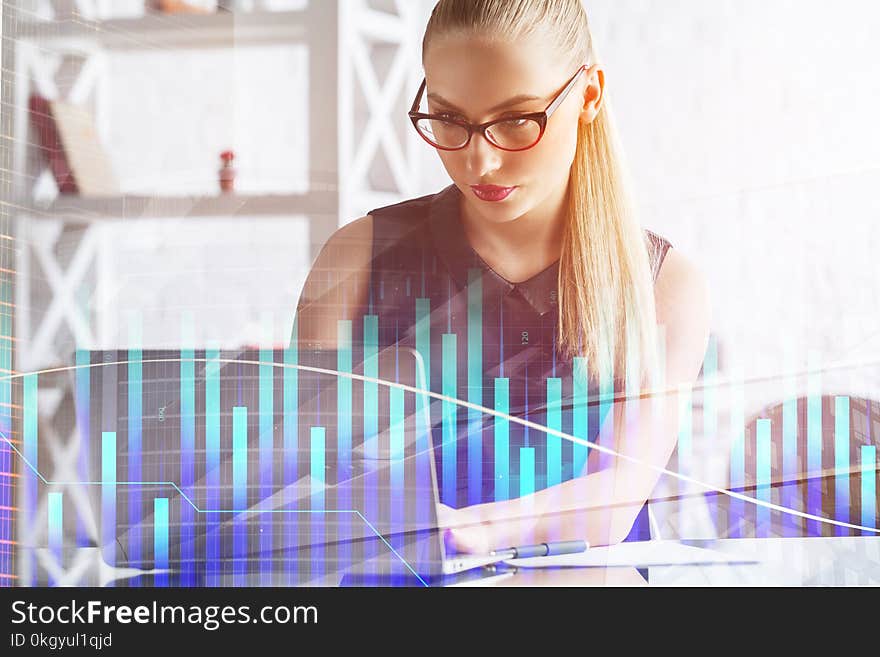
[520,447,535,497]
[781,370,798,536]
[259,347,274,582]
[806,352,822,536]
[337,320,352,479]
[0,287,10,585]
[75,349,90,546]
[153,498,169,587]
[101,432,116,570]
[232,406,248,585]
[546,378,562,488]
[48,491,63,585]
[834,396,850,535]
[179,348,195,585]
[23,373,37,586]
[283,335,298,585]
[284,330,299,492]
[205,349,221,582]
[728,366,745,538]
[494,378,509,502]
[467,269,483,505]
[390,386,405,541]
[862,446,876,533]
[128,346,143,576]
[311,427,325,582]
[572,357,589,477]
[415,299,432,532]
[678,385,693,533]
[336,320,352,573]
[756,418,771,537]
[442,334,458,507]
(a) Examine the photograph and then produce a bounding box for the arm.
[439,248,712,552]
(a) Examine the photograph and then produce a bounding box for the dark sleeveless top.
[361,183,672,540]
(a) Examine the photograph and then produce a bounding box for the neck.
[459,181,569,283]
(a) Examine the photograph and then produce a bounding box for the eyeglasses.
[408,64,589,152]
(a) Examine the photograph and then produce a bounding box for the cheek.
[534,120,580,175]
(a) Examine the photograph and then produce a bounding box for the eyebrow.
[426,91,544,114]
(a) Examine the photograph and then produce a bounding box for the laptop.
[65,345,510,586]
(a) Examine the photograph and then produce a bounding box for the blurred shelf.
[9,189,338,222]
[14,8,312,50]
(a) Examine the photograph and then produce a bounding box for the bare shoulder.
[315,214,374,264]
[653,247,712,383]
[293,214,374,348]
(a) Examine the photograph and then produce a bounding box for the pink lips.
[470,185,517,202]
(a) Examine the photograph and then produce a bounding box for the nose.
[464,129,504,176]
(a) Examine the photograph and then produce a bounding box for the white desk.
[492,536,880,586]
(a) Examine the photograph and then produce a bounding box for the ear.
[580,64,605,124]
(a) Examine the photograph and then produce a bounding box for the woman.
[293,0,711,555]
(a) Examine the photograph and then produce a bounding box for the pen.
[490,539,589,559]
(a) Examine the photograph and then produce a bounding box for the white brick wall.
[51,0,880,387]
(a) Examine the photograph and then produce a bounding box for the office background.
[1,0,879,585]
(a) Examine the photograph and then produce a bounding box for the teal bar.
[48,490,63,587]
[572,357,589,477]
[101,432,116,568]
[520,447,535,497]
[363,315,379,530]
[546,378,562,488]
[756,418,771,537]
[153,497,169,586]
[834,396,850,534]
[442,334,457,506]
[467,269,483,505]
[494,378,509,502]
[205,348,221,581]
[310,427,326,581]
[48,491,63,562]
[363,315,379,460]
[310,427,325,510]
[862,446,876,532]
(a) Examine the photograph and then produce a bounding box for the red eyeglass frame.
[407,64,590,152]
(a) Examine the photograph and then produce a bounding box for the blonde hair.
[423,0,660,393]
